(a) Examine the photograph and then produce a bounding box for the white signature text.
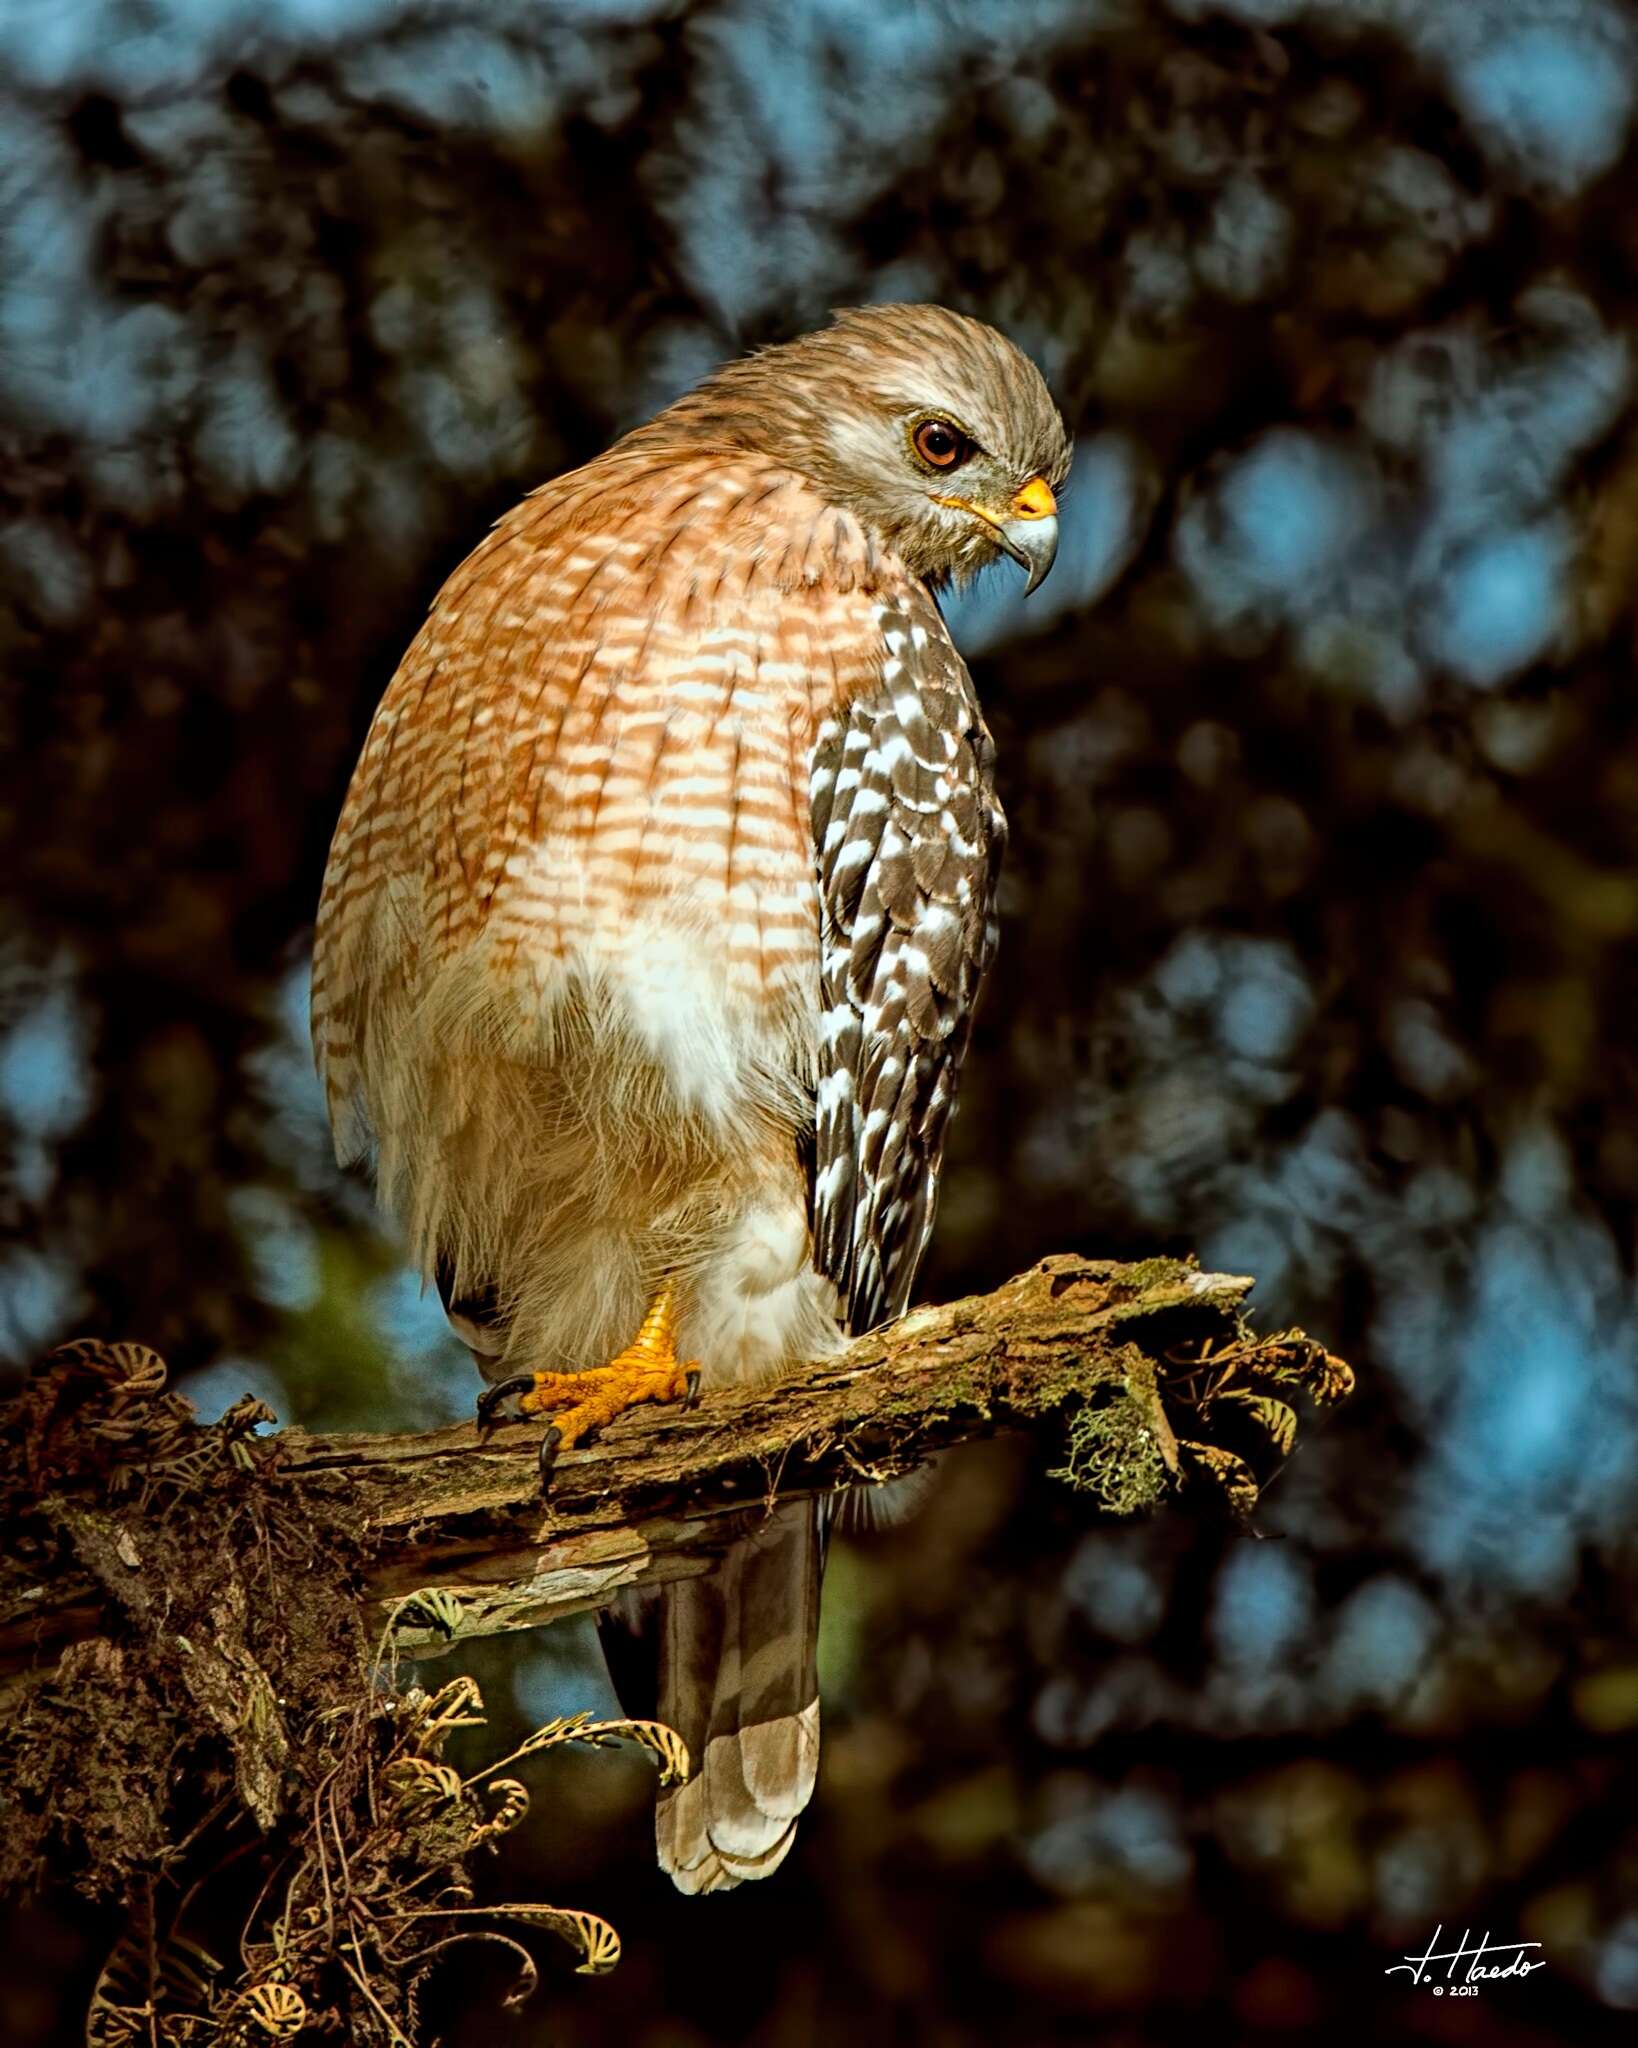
[1385,1926,1546,1989]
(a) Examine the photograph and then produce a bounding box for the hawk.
[312,304,1069,1891]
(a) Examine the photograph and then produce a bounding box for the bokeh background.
[6,0,1638,2041]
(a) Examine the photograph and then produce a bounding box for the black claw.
[477,1374,535,1431]
[537,1424,562,1490]
[683,1369,702,1412]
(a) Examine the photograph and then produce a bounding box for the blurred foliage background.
[6,0,1638,2041]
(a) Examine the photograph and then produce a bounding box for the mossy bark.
[3,1253,1349,1685]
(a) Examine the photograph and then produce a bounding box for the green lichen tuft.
[1047,1390,1172,1516]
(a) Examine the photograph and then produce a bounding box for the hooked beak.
[937,475,1060,595]
[997,475,1059,595]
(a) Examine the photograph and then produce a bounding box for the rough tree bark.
[2,1252,1350,1685]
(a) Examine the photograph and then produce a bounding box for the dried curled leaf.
[476,1779,530,1839]
[384,1756,464,1816]
[217,1396,278,1472]
[86,1917,221,2048]
[605,1716,691,1787]
[397,1672,486,1747]
[1151,1316,1354,1518]
[491,1903,623,1976]
[481,1710,691,1788]
[1311,1350,1355,1405]
[84,2011,146,2048]
[232,1982,307,2039]
[1225,1391,1298,1457]
[391,1587,467,1639]
[1179,1440,1261,1518]
[49,1339,169,1404]
[20,1338,196,1490]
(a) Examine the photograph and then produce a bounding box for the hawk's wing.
[808,586,1006,1335]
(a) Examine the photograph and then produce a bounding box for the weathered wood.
[0,1253,1348,1679]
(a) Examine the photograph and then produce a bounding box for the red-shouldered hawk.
[312,304,1069,1891]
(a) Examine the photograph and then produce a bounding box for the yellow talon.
[476,1282,701,1485]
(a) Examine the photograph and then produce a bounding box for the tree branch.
[1,1254,1351,1683]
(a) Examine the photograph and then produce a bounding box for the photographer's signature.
[1385,1926,1546,1993]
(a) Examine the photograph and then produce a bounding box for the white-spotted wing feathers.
[808,590,1005,1334]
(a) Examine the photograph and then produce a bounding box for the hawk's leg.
[477,1280,702,1487]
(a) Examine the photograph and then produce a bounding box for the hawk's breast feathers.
[312,448,1004,1321]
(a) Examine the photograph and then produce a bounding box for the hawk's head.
[659,304,1072,594]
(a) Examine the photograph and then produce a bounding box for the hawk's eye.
[913,419,971,470]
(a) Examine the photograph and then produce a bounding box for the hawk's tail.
[599,1498,822,1893]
